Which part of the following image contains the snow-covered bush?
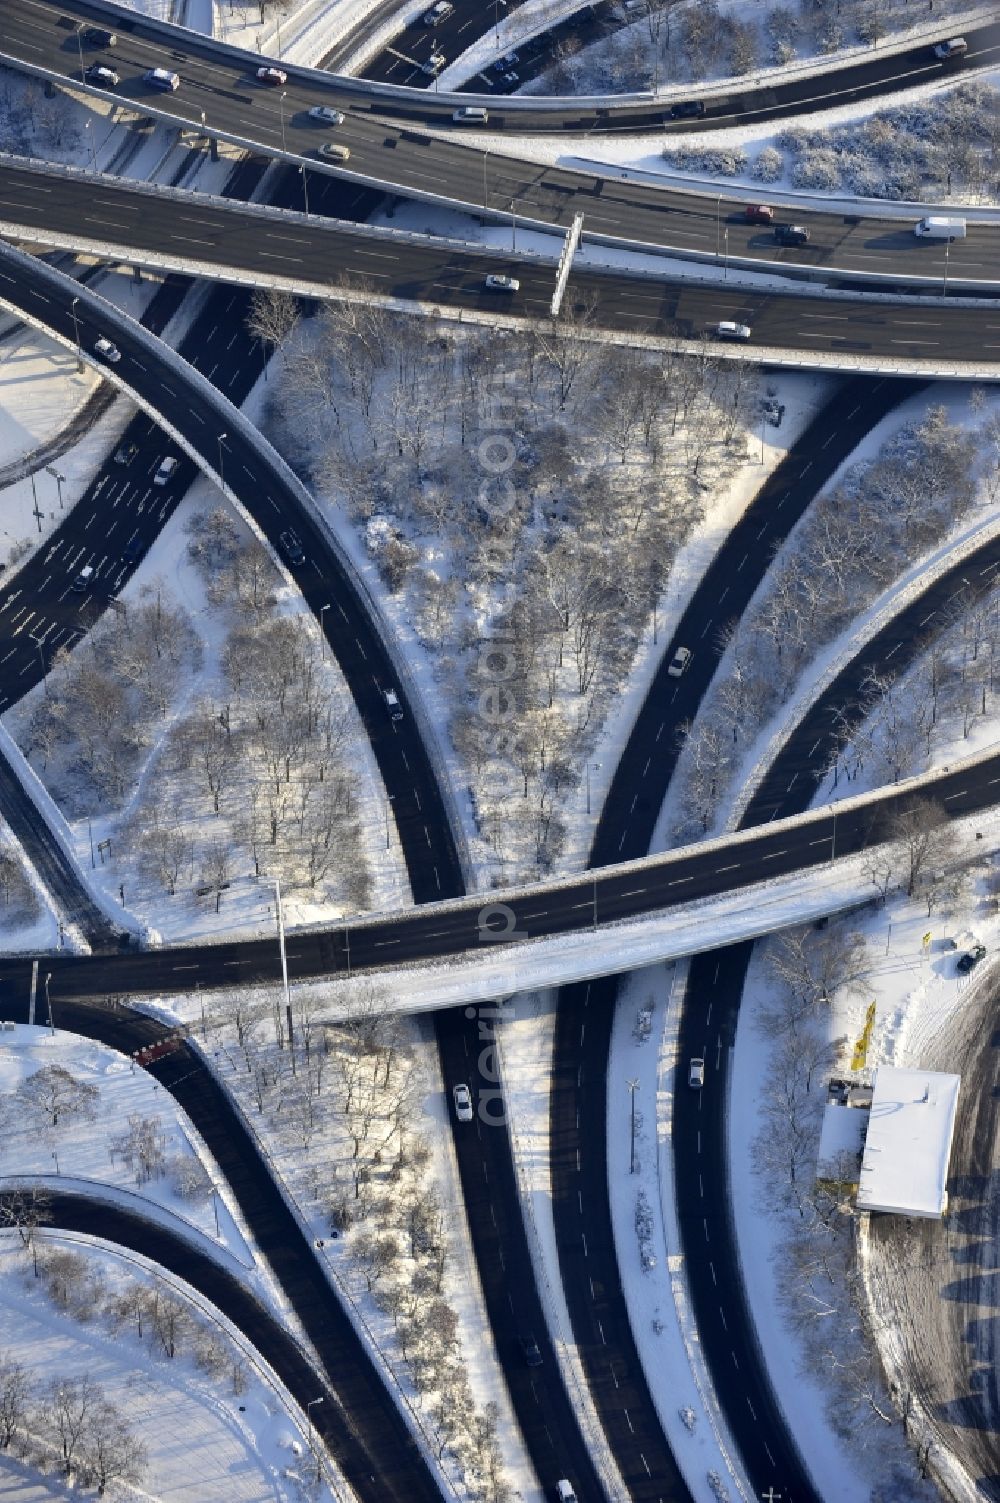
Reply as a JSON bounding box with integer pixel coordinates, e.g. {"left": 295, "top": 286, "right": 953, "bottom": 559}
{"left": 790, "top": 149, "right": 841, "bottom": 191}
{"left": 751, "top": 146, "right": 783, "bottom": 183}
{"left": 779, "top": 81, "right": 1000, "bottom": 202}
{"left": 662, "top": 144, "right": 749, "bottom": 176}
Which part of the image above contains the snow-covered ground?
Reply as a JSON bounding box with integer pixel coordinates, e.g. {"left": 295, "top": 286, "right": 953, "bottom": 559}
{"left": 656, "top": 382, "right": 1000, "bottom": 851}
{"left": 0, "top": 1024, "right": 260, "bottom": 1279}
{"left": 0, "top": 1233, "right": 344, "bottom": 1501}
{"left": 559, "top": 368, "right": 831, "bottom": 873}
{"left": 425, "top": 61, "right": 1000, "bottom": 220}
{"left": 153, "top": 985, "right": 538, "bottom": 1502}
{"left": 2, "top": 473, "right": 412, "bottom": 949}
{"left": 523, "top": 0, "right": 987, "bottom": 100}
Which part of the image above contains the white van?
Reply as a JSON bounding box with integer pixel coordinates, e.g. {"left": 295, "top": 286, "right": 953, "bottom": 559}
{"left": 453, "top": 106, "right": 489, "bottom": 123}
{"left": 72, "top": 564, "right": 95, "bottom": 592}
{"left": 914, "top": 216, "right": 966, "bottom": 239}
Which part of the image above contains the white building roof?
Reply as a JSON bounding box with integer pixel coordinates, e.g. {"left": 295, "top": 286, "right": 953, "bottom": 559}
{"left": 856, "top": 1066, "right": 960, "bottom": 1219}
{"left": 817, "top": 1103, "right": 867, "bottom": 1180}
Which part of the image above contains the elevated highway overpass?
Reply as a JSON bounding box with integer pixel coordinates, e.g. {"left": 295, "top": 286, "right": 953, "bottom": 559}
{"left": 2, "top": 4, "right": 999, "bottom": 285}
{"left": 0, "top": 748, "right": 995, "bottom": 1013}
{"left": 6, "top": 0, "right": 1000, "bottom": 135}
{"left": 2, "top": 159, "right": 998, "bottom": 376}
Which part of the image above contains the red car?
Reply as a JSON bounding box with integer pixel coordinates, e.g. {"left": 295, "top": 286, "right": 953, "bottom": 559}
{"left": 744, "top": 203, "right": 774, "bottom": 224}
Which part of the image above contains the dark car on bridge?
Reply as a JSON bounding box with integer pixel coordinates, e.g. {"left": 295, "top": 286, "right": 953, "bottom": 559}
{"left": 774, "top": 224, "right": 810, "bottom": 246}
{"left": 670, "top": 99, "right": 706, "bottom": 119}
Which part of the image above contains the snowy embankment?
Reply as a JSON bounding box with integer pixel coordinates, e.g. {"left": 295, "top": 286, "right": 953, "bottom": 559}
{"left": 0, "top": 1234, "right": 344, "bottom": 1502}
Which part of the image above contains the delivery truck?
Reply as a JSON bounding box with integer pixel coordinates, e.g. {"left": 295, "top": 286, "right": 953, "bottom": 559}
{"left": 914, "top": 216, "right": 967, "bottom": 239}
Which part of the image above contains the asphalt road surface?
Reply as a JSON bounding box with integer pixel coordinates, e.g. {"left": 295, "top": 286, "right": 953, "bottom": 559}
{"left": 359, "top": 0, "right": 619, "bottom": 94}
{"left": 547, "top": 374, "right": 918, "bottom": 1502}
{"left": 2, "top": 165, "right": 998, "bottom": 368}
{"left": 7, "top": 0, "right": 999, "bottom": 135}
{"left": 0, "top": 998, "right": 444, "bottom": 1503}
{"left": 4, "top": 5, "right": 1000, "bottom": 280}
{"left": 0, "top": 181, "right": 613, "bottom": 1500}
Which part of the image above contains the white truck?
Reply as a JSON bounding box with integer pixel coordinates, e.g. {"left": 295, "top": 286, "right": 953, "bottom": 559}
{"left": 914, "top": 216, "right": 967, "bottom": 239}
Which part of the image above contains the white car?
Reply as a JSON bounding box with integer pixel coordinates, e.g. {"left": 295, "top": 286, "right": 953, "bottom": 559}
{"left": 667, "top": 646, "right": 692, "bottom": 678}
{"left": 94, "top": 337, "right": 121, "bottom": 364}
{"left": 484, "top": 274, "right": 519, "bottom": 292}
{"left": 452, "top": 1083, "right": 474, "bottom": 1122}
{"left": 933, "top": 36, "right": 967, "bottom": 58}
{"left": 153, "top": 456, "right": 178, "bottom": 487}
{"left": 715, "top": 320, "right": 752, "bottom": 341}
{"left": 420, "top": 52, "right": 446, "bottom": 74}
{"left": 144, "top": 67, "right": 180, "bottom": 91}
{"left": 257, "top": 66, "right": 288, "bottom": 85}
{"left": 383, "top": 688, "right": 403, "bottom": 721}
{"left": 688, "top": 1057, "right": 705, "bottom": 1089}
{"left": 309, "top": 105, "right": 345, "bottom": 125}
{"left": 318, "top": 142, "right": 351, "bottom": 161}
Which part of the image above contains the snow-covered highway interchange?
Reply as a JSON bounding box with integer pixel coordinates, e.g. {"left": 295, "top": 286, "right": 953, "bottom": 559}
{"left": 1, "top": 2, "right": 1000, "bottom": 1503}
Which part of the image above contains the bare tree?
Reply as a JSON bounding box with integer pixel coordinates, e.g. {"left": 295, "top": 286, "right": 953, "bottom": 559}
{"left": 883, "top": 798, "right": 956, "bottom": 898}
{"left": 765, "top": 925, "right": 866, "bottom": 1033}
{"left": 109, "top": 1114, "right": 167, "bottom": 1185}
{"left": 84, "top": 1398, "right": 147, "bottom": 1496}
{"left": 0, "top": 1352, "right": 29, "bottom": 1450}
{"left": 246, "top": 287, "right": 300, "bottom": 354}
{"left": 15, "top": 1065, "right": 99, "bottom": 1131}
{"left": 46, "top": 1374, "right": 103, "bottom": 1476}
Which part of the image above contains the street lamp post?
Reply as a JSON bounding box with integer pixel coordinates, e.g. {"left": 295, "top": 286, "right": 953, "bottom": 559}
{"left": 70, "top": 297, "right": 84, "bottom": 373}
{"left": 306, "top": 1397, "right": 325, "bottom": 1483}
{"left": 300, "top": 164, "right": 310, "bottom": 216}
{"left": 627, "top": 1078, "right": 640, "bottom": 1173}
{"left": 272, "top": 875, "right": 293, "bottom": 1052}
{"left": 84, "top": 119, "right": 98, "bottom": 172}
{"left": 279, "top": 91, "right": 288, "bottom": 153}
{"left": 942, "top": 238, "right": 950, "bottom": 297}
{"left": 34, "top": 637, "right": 48, "bottom": 696}
{"left": 723, "top": 225, "right": 729, "bottom": 280}
{"left": 217, "top": 432, "right": 228, "bottom": 490}
{"left": 483, "top": 149, "right": 489, "bottom": 212}
{"left": 254, "top": 874, "right": 294, "bottom": 1053}
{"left": 716, "top": 192, "right": 722, "bottom": 257}
{"left": 510, "top": 198, "right": 517, "bottom": 252}
{"left": 585, "top": 761, "right": 601, "bottom": 815}
{"left": 319, "top": 603, "right": 329, "bottom": 656}
{"left": 45, "top": 467, "right": 66, "bottom": 509}
{"left": 29, "top": 474, "right": 43, "bottom": 534}
{"left": 75, "top": 22, "right": 86, "bottom": 76}
{"left": 45, "top": 972, "right": 54, "bottom": 1036}
{"left": 384, "top": 796, "right": 395, "bottom": 850}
